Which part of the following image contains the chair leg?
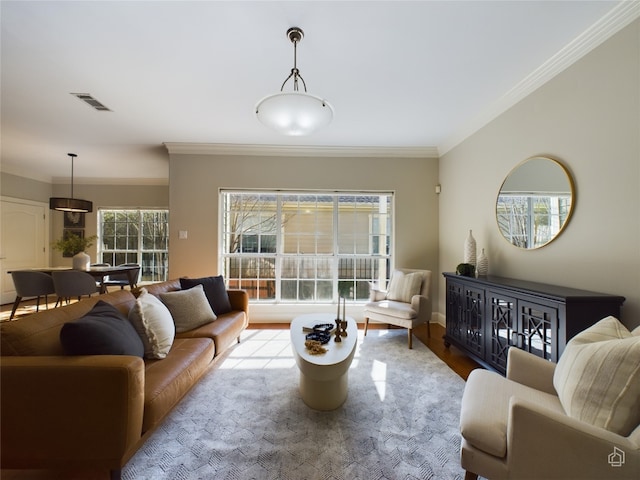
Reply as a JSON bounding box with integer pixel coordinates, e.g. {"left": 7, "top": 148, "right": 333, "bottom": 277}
{"left": 426, "top": 320, "right": 431, "bottom": 338}
{"left": 408, "top": 328, "right": 413, "bottom": 349}
{"left": 464, "top": 471, "right": 478, "bottom": 480}
{"left": 364, "top": 317, "right": 369, "bottom": 336}
{"left": 9, "top": 296, "right": 22, "bottom": 320}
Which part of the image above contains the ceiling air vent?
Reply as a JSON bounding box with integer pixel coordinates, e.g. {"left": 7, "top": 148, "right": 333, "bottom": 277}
{"left": 71, "top": 93, "right": 111, "bottom": 111}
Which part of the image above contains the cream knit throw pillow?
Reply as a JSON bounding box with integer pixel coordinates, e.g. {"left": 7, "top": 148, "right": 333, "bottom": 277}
{"left": 160, "top": 284, "right": 217, "bottom": 333}
{"left": 553, "top": 316, "right": 640, "bottom": 436}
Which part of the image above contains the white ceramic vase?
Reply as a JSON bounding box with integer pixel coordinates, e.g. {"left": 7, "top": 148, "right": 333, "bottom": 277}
{"left": 72, "top": 251, "right": 90, "bottom": 270}
{"left": 464, "top": 230, "right": 477, "bottom": 266}
{"left": 477, "top": 248, "right": 489, "bottom": 276}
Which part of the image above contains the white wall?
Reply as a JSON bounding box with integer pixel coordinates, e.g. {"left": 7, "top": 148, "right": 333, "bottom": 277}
{"left": 439, "top": 19, "right": 640, "bottom": 328}
{"left": 167, "top": 152, "right": 439, "bottom": 321}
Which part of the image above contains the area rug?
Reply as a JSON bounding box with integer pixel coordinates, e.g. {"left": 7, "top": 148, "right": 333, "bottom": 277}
{"left": 123, "top": 329, "right": 467, "bottom": 480}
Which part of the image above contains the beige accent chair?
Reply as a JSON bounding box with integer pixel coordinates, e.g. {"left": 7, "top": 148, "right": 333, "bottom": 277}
{"left": 460, "top": 345, "right": 640, "bottom": 480}
{"left": 363, "top": 268, "right": 432, "bottom": 348}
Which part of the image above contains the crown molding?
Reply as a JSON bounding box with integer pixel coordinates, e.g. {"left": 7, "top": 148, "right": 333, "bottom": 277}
{"left": 164, "top": 142, "right": 439, "bottom": 159}
{"left": 51, "top": 176, "right": 169, "bottom": 186}
{"left": 439, "top": 1, "right": 640, "bottom": 156}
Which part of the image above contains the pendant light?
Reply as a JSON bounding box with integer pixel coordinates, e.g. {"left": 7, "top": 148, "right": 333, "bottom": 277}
{"left": 255, "top": 27, "right": 333, "bottom": 136}
{"left": 49, "top": 153, "right": 93, "bottom": 213}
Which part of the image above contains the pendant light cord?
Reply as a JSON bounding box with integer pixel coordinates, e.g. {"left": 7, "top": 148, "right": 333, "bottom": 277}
{"left": 280, "top": 33, "right": 307, "bottom": 93}
{"left": 68, "top": 153, "right": 77, "bottom": 199}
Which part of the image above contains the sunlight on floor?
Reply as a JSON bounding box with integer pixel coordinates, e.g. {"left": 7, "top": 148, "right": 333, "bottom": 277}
{"left": 371, "top": 359, "right": 387, "bottom": 401}
{"left": 221, "top": 329, "right": 296, "bottom": 369}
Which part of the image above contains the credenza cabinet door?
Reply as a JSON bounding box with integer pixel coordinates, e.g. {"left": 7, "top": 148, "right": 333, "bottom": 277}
{"left": 516, "top": 299, "right": 558, "bottom": 362}
{"left": 486, "top": 289, "right": 518, "bottom": 373}
{"left": 446, "top": 280, "right": 485, "bottom": 359}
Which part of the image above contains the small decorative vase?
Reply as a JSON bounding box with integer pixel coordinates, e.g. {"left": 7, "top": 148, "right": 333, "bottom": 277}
{"left": 477, "top": 248, "right": 489, "bottom": 276}
{"left": 464, "top": 229, "right": 477, "bottom": 266}
{"left": 72, "top": 251, "right": 90, "bottom": 271}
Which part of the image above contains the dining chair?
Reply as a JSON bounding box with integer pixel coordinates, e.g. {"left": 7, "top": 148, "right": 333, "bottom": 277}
{"left": 52, "top": 270, "right": 100, "bottom": 306}
{"left": 102, "top": 263, "right": 141, "bottom": 290}
{"left": 9, "top": 270, "right": 56, "bottom": 320}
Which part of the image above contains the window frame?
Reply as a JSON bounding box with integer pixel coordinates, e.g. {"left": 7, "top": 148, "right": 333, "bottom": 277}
{"left": 220, "top": 190, "right": 394, "bottom": 304}
{"left": 97, "top": 208, "right": 169, "bottom": 283}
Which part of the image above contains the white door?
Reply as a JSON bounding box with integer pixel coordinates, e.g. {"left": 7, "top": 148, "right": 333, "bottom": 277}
{"left": 0, "top": 197, "right": 49, "bottom": 304}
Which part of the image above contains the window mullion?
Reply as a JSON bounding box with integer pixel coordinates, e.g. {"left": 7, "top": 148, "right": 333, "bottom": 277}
{"left": 275, "top": 195, "right": 282, "bottom": 302}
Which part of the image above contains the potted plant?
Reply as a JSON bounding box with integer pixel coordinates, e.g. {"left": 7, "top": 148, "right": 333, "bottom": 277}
{"left": 52, "top": 232, "right": 97, "bottom": 270}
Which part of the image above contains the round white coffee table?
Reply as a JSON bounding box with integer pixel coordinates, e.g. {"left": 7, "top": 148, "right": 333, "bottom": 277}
{"left": 290, "top": 313, "right": 358, "bottom": 411}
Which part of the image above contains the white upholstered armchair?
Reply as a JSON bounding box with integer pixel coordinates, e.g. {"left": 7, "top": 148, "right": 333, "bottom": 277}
{"left": 363, "top": 268, "right": 432, "bottom": 348}
{"left": 460, "top": 316, "right": 640, "bottom": 480}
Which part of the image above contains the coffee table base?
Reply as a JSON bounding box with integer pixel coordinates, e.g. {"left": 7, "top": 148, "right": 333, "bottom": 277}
{"left": 299, "top": 371, "right": 349, "bottom": 411}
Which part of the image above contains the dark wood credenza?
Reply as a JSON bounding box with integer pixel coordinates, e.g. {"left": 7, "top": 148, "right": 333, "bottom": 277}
{"left": 443, "top": 273, "right": 625, "bottom": 375}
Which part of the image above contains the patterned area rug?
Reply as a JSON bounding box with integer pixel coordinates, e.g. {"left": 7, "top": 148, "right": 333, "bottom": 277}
{"left": 123, "top": 329, "right": 467, "bottom": 480}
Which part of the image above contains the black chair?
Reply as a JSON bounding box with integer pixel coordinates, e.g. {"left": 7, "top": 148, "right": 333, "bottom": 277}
{"left": 9, "top": 270, "right": 56, "bottom": 320}
{"left": 102, "top": 263, "right": 141, "bottom": 290}
{"left": 52, "top": 270, "right": 99, "bottom": 306}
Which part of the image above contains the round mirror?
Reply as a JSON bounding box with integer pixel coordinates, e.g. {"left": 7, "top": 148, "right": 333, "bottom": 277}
{"left": 496, "top": 156, "right": 574, "bottom": 249}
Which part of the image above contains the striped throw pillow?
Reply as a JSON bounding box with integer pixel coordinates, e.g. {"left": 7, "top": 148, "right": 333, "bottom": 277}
{"left": 386, "top": 271, "right": 423, "bottom": 303}
{"left": 553, "top": 316, "right": 640, "bottom": 436}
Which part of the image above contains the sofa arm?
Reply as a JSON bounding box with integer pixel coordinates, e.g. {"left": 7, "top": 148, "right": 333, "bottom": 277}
{"left": 507, "top": 396, "right": 640, "bottom": 479}
{"left": 1, "top": 355, "right": 145, "bottom": 470}
{"left": 506, "top": 347, "right": 557, "bottom": 395}
{"left": 368, "top": 285, "right": 387, "bottom": 302}
{"left": 228, "top": 289, "right": 249, "bottom": 315}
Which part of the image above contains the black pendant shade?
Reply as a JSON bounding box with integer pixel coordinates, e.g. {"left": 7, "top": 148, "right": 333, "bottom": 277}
{"left": 49, "top": 153, "right": 93, "bottom": 213}
{"left": 49, "top": 197, "right": 93, "bottom": 213}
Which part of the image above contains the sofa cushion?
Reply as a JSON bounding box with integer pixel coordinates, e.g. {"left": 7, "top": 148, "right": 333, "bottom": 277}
{"left": 160, "top": 284, "right": 217, "bottom": 333}
{"left": 142, "top": 337, "right": 215, "bottom": 432}
{"left": 60, "top": 300, "right": 144, "bottom": 357}
{"left": 553, "top": 316, "right": 640, "bottom": 436}
{"left": 176, "top": 310, "right": 247, "bottom": 356}
{"left": 386, "top": 270, "right": 422, "bottom": 303}
{"left": 461, "top": 368, "right": 564, "bottom": 458}
{"left": 129, "top": 288, "right": 175, "bottom": 359}
{"left": 180, "top": 275, "right": 232, "bottom": 315}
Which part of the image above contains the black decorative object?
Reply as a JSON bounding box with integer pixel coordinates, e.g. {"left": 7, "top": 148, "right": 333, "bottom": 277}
{"left": 305, "top": 331, "right": 331, "bottom": 344}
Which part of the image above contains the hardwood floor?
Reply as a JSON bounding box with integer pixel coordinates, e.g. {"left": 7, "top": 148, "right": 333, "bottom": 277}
{"left": 1, "top": 301, "right": 479, "bottom": 480}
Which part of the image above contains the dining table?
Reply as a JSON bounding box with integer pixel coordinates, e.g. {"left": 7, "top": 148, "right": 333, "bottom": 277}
{"left": 9, "top": 265, "right": 140, "bottom": 294}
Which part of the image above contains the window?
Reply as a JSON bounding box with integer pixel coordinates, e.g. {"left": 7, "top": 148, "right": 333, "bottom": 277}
{"left": 221, "top": 191, "right": 393, "bottom": 303}
{"left": 98, "top": 209, "right": 169, "bottom": 282}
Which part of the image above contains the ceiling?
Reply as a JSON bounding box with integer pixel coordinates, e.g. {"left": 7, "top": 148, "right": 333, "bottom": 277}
{"left": 1, "top": 1, "right": 636, "bottom": 185}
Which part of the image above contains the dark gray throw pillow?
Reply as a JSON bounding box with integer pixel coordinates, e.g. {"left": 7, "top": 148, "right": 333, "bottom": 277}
{"left": 180, "top": 275, "right": 232, "bottom": 315}
{"left": 60, "top": 300, "right": 144, "bottom": 357}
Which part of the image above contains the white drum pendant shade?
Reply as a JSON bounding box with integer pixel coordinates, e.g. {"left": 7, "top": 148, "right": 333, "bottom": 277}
{"left": 256, "top": 92, "right": 333, "bottom": 136}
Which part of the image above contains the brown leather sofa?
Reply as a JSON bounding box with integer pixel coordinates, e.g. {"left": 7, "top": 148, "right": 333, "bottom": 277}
{"left": 0, "top": 279, "right": 248, "bottom": 480}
